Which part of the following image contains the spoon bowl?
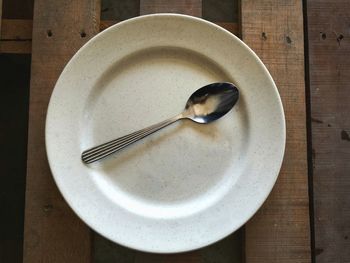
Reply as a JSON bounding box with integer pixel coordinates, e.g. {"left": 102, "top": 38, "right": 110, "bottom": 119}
{"left": 82, "top": 82, "right": 239, "bottom": 163}
{"left": 184, "top": 82, "right": 239, "bottom": 123}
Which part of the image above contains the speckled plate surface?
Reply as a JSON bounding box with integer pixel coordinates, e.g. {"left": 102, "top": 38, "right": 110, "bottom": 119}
{"left": 46, "top": 14, "right": 285, "bottom": 253}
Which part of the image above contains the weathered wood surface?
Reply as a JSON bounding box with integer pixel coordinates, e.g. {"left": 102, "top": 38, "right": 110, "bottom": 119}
{"left": 0, "top": 19, "right": 237, "bottom": 54}
{"left": 23, "top": 0, "right": 100, "bottom": 262}
{"left": 307, "top": 0, "right": 350, "bottom": 262}
{"left": 241, "top": 0, "right": 311, "bottom": 262}
{"left": 1, "top": 19, "right": 32, "bottom": 40}
{"left": 216, "top": 22, "right": 238, "bottom": 35}
{"left": 0, "top": 19, "right": 32, "bottom": 53}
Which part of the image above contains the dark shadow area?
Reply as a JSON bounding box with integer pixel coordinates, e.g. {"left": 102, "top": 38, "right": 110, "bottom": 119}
{"left": 203, "top": 0, "right": 238, "bottom": 22}
{"left": 0, "top": 54, "right": 31, "bottom": 262}
{"left": 101, "top": 0, "right": 140, "bottom": 20}
{"left": 2, "top": 0, "right": 34, "bottom": 19}
{"left": 302, "top": 1, "right": 315, "bottom": 262}
{"left": 94, "top": 230, "right": 243, "bottom": 263}
{"left": 101, "top": 0, "right": 238, "bottom": 23}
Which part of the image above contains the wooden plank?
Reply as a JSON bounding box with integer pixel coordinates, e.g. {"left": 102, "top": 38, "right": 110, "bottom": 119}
{"left": 0, "top": 40, "right": 31, "bottom": 53}
{"left": 1, "top": 19, "right": 32, "bottom": 39}
{"left": 23, "top": 0, "right": 100, "bottom": 262}
{"left": 137, "top": 0, "right": 202, "bottom": 261}
{"left": 0, "top": 19, "right": 238, "bottom": 54}
{"left": 241, "top": 1, "right": 311, "bottom": 262}
{"left": 307, "top": 0, "right": 350, "bottom": 262}
{"left": 0, "top": 19, "right": 32, "bottom": 53}
{"left": 98, "top": 19, "right": 118, "bottom": 31}
{"left": 216, "top": 22, "right": 238, "bottom": 35}
{"left": 140, "top": 0, "right": 202, "bottom": 17}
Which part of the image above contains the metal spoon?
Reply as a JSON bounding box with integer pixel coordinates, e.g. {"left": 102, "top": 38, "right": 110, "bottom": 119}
{"left": 82, "top": 82, "right": 239, "bottom": 164}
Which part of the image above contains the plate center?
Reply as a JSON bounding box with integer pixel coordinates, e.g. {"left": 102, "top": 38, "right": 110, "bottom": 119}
{"left": 83, "top": 47, "right": 248, "bottom": 210}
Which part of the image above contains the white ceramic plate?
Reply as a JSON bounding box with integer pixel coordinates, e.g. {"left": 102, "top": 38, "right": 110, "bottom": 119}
{"left": 46, "top": 14, "right": 285, "bottom": 253}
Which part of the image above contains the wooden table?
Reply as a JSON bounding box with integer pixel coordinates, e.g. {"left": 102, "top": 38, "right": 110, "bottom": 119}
{"left": 1, "top": 0, "right": 348, "bottom": 262}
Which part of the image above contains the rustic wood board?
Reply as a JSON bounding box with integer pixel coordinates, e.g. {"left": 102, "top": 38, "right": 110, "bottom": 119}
{"left": 0, "top": 19, "right": 32, "bottom": 54}
{"left": 241, "top": 1, "right": 311, "bottom": 262}
{"left": 23, "top": 0, "right": 100, "bottom": 262}
{"left": 307, "top": 0, "right": 350, "bottom": 262}
{"left": 0, "top": 19, "right": 32, "bottom": 40}
{"left": 0, "top": 19, "right": 237, "bottom": 54}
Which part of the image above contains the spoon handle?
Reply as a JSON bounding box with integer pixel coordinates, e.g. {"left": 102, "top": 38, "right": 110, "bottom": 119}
{"left": 81, "top": 114, "right": 182, "bottom": 164}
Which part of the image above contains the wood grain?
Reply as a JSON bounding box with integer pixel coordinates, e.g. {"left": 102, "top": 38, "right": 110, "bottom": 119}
{"left": 216, "top": 22, "right": 238, "bottom": 35}
{"left": 0, "top": 19, "right": 32, "bottom": 53}
{"left": 23, "top": 0, "right": 100, "bottom": 262}
{"left": 307, "top": 0, "right": 350, "bottom": 262}
{"left": 140, "top": 0, "right": 202, "bottom": 17}
{"left": 241, "top": 1, "right": 311, "bottom": 262}
{"left": 137, "top": 0, "right": 202, "bottom": 261}
{"left": 1, "top": 19, "right": 32, "bottom": 39}
{"left": 0, "top": 38, "right": 31, "bottom": 53}
{"left": 0, "top": 19, "right": 237, "bottom": 54}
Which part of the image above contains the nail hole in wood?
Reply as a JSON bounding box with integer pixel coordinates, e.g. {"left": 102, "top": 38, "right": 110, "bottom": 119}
{"left": 286, "top": 36, "right": 292, "bottom": 44}
{"left": 320, "top": 32, "right": 326, "bottom": 40}
{"left": 47, "top": 30, "right": 53, "bottom": 37}
{"left": 80, "top": 30, "right": 87, "bottom": 38}
{"left": 262, "top": 32, "right": 267, "bottom": 40}
{"left": 337, "top": 34, "right": 344, "bottom": 42}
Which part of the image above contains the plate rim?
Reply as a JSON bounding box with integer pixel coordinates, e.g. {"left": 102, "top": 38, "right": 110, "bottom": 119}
{"left": 46, "top": 13, "right": 286, "bottom": 253}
